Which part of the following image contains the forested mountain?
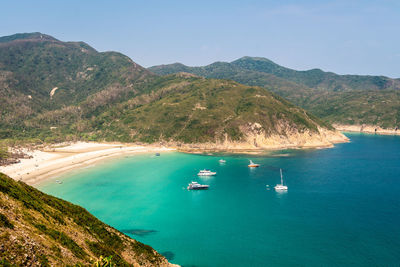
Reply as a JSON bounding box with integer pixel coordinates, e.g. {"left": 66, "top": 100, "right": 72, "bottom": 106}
{"left": 74, "top": 74, "right": 346, "bottom": 148}
{"left": 150, "top": 56, "right": 400, "bottom": 92}
{"left": 0, "top": 32, "right": 152, "bottom": 132}
{"left": 230, "top": 57, "right": 400, "bottom": 91}
{"left": 150, "top": 57, "right": 400, "bottom": 128}
{"left": 0, "top": 33, "right": 345, "bottom": 148}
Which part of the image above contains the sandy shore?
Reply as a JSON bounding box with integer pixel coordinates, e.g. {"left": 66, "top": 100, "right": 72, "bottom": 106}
{"left": 334, "top": 124, "right": 400, "bottom": 136}
{"left": 0, "top": 129, "right": 349, "bottom": 185}
{"left": 0, "top": 142, "right": 174, "bottom": 185}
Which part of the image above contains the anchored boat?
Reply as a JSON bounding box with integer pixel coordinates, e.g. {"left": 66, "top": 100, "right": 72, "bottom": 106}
{"left": 274, "top": 168, "right": 288, "bottom": 191}
{"left": 197, "top": 169, "right": 217, "bottom": 176}
{"left": 248, "top": 160, "right": 260, "bottom": 168}
{"left": 187, "top": 181, "right": 209, "bottom": 190}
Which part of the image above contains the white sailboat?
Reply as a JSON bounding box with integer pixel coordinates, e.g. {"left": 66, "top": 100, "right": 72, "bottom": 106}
{"left": 274, "top": 168, "right": 288, "bottom": 191}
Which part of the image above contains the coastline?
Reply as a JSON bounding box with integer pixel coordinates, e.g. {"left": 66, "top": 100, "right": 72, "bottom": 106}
{"left": 0, "top": 129, "right": 349, "bottom": 185}
{"left": 0, "top": 142, "right": 175, "bottom": 185}
{"left": 3, "top": 126, "right": 396, "bottom": 186}
{"left": 333, "top": 124, "right": 400, "bottom": 136}
{"left": 174, "top": 127, "right": 349, "bottom": 153}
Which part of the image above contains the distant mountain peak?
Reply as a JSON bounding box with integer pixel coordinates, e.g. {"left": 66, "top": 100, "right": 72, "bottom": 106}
{"left": 232, "top": 56, "right": 283, "bottom": 67}
{"left": 236, "top": 56, "right": 273, "bottom": 62}
{"left": 0, "top": 32, "right": 59, "bottom": 43}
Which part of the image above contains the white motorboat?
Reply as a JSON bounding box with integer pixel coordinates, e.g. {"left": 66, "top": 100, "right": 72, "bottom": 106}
{"left": 187, "top": 181, "right": 209, "bottom": 190}
{"left": 197, "top": 169, "right": 217, "bottom": 176}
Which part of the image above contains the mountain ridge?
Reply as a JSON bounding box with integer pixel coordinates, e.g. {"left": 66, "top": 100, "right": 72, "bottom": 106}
{"left": 149, "top": 57, "right": 400, "bottom": 128}
{"left": 0, "top": 32, "right": 346, "bottom": 148}
{"left": 0, "top": 32, "right": 59, "bottom": 43}
{"left": 150, "top": 56, "right": 400, "bottom": 90}
{"left": 0, "top": 32, "right": 154, "bottom": 135}
{"left": 231, "top": 56, "right": 400, "bottom": 90}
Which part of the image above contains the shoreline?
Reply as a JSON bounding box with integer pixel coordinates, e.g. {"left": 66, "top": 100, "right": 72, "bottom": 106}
{"left": 177, "top": 143, "right": 338, "bottom": 155}
{"left": 0, "top": 132, "right": 349, "bottom": 185}
{"left": 333, "top": 124, "right": 400, "bottom": 136}
{"left": 0, "top": 142, "right": 175, "bottom": 185}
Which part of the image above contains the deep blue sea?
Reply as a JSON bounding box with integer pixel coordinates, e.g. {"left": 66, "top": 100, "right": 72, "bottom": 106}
{"left": 39, "top": 133, "right": 400, "bottom": 266}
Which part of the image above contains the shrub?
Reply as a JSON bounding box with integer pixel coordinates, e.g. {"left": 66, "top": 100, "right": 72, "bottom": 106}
{"left": 0, "top": 213, "right": 14, "bottom": 229}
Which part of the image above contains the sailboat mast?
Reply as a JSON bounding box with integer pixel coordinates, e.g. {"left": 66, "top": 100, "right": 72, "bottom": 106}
{"left": 280, "top": 168, "right": 283, "bottom": 185}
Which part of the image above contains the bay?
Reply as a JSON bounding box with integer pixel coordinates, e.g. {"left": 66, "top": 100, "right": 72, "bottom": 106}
{"left": 39, "top": 133, "right": 400, "bottom": 266}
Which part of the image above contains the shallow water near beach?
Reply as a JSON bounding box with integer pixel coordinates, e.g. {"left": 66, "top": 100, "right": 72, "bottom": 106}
{"left": 39, "top": 133, "right": 400, "bottom": 266}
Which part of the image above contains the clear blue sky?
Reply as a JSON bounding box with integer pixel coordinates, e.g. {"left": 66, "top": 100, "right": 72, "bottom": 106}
{"left": 1, "top": 0, "right": 400, "bottom": 77}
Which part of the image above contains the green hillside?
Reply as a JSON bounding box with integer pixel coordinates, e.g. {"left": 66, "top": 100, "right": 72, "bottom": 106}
{"left": 0, "top": 33, "right": 341, "bottom": 147}
{"left": 150, "top": 57, "right": 400, "bottom": 92}
{"left": 86, "top": 75, "right": 334, "bottom": 144}
{"left": 299, "top": 90, "right": 400, "bottom": 127}
{"left": 149, "top": 61, "right": 312, "bottom": 99}
{"left": 149, "top": 57, "right": 400, "bottom": 128}
{"left": 9, "top": 73, "right": 336, "bottom": 146}
{"left": 230, "top": 57, "right": 400, "bottom": 91}
{"left": 0, "top": 172, "right": 171, "bottom": 266}
{"left": 0, "top": 32, "right": 153, "bottom": 136}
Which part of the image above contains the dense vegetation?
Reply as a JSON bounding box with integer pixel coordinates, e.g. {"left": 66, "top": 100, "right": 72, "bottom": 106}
{"left": 0, "top": 32, "right": 153, "bottom": 139}
{"left": 230, "top": 57, "right": 400, "bottom": 91}
{"left": 3, "top": 73, "right": 330, "bottom": 144}
{"left": 0, "top": 33, "right": 335, "bottom": 145}
{"left": 150, "top": 57, "right": 400, "bottom": 128}
{"left": 0, "top": 172, "right": 168, "bottom": 266}
{"left": 88, "top": 75, "right": 332, "bottom": 144}
{"left": 150, "top": 57, "right": 400, "bottom": 92}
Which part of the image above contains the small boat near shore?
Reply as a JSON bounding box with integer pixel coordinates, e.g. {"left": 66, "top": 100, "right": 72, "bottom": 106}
{"left": 248, "top": 160, "right": 260, "bottom": 168}
{"left": 197, "top": 169, "right": 217, "bottom": 176}
{"left": 274, "top": 168, "right": 288, "bottom": 191}
{"left": 187, "top": 181, "right": 209, "bottom": 190}
{"left": 219, "top": 159, "right": 226, "bottom": 163}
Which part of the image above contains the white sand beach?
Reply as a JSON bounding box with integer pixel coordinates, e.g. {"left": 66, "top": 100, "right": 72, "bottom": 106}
{"left": 0, "top": 142, "right": 174, "bottom": 185}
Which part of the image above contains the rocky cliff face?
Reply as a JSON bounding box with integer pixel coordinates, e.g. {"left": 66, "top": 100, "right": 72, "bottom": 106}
{"left": 174, "top": 128, "right": 348, "bottom": 152}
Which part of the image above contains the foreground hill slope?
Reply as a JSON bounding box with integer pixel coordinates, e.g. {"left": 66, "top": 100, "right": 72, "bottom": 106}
{"left": 149, "top": 58, "right": 400, "bottom": 128}
{"left": 0, "top": 172, "right": 174, "bottom": 266}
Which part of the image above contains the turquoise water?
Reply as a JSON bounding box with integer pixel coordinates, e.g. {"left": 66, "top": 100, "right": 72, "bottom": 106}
{"left": 40, "top": 133, "right": 400, "bottom": 266}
